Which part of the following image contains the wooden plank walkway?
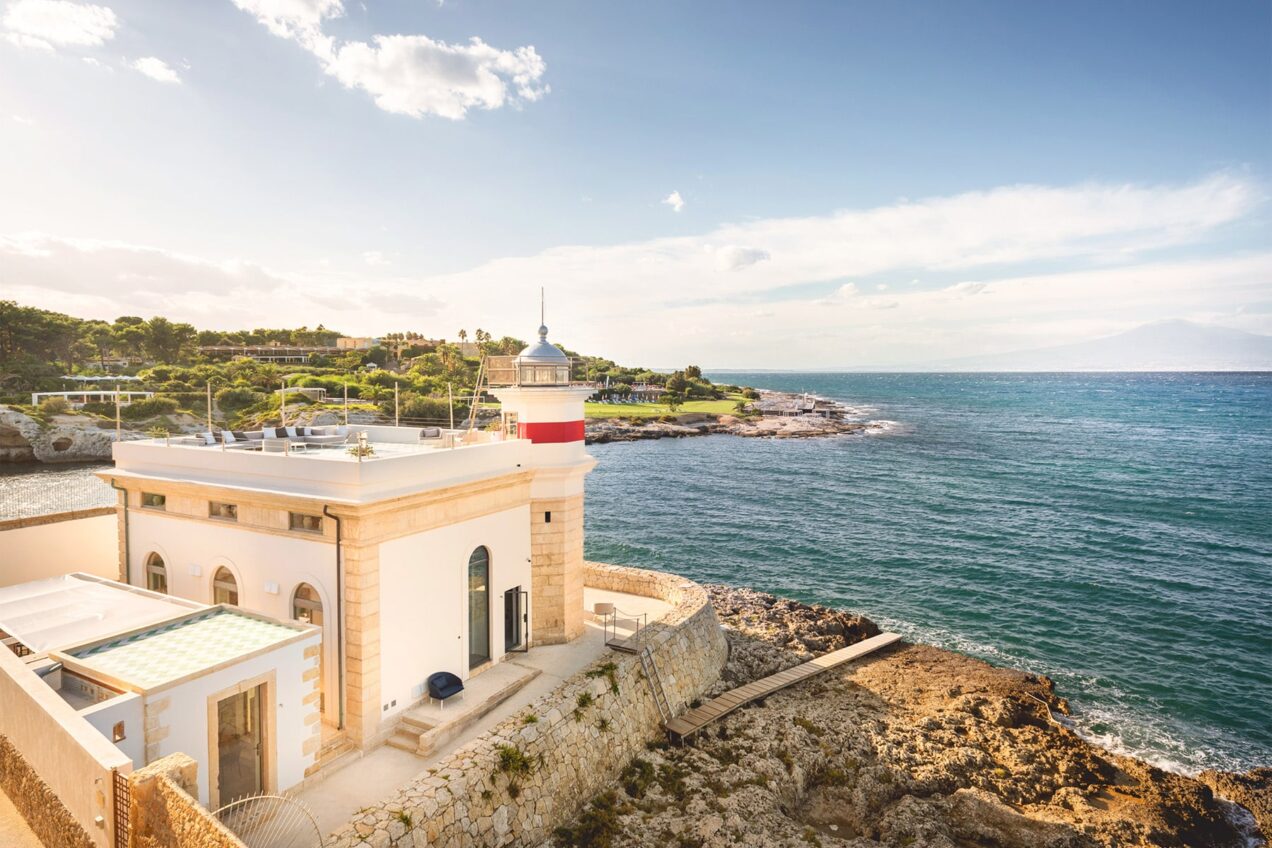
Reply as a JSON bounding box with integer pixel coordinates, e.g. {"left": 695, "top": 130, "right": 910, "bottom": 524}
{"left": 664, "top": 632, "right": 902, "bottom": 742}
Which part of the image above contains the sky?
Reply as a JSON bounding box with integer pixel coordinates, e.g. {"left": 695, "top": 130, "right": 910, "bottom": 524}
{"left": 0, "top": 0, "right": 1269, "bottom": 368}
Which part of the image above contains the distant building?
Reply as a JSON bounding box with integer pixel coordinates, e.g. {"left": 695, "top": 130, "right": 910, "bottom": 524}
{"left": 336, "top": 337, "right": 378, "bottom": 351}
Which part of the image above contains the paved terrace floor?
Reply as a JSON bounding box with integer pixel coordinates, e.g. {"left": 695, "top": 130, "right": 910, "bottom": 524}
{"left": 297, "top": 586, "right": 672, "bottom": 838}
{"left": 0, "top": 787, "right": 42, "bottom": 848}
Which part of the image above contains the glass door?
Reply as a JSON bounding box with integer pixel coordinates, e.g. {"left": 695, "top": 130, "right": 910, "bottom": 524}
{"left": 216, "top": 685, "right": 264, "bottom": 804}
{"left": 468, "top": 548, "right": 490, "bottom": 668}
{"left": 504, "top": 587, "right": 527, "bottom": 652}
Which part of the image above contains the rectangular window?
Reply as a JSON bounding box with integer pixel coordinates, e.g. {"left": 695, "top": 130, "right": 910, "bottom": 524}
{"left": 141, "top": 492, "right": 165, "bottom": 510}
{"left": 545, "top": 511, "right": 552, "bottom": 524}
{"left": 209, "top": 502, "right": 238, "bottom": 521}
{"left": 289, "top": 512, "right": 323, "bottom": 533}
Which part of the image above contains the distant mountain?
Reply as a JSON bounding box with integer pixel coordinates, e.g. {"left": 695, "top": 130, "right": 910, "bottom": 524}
{"left": 917, "top": 320, "right": 1272, "bottom": 372}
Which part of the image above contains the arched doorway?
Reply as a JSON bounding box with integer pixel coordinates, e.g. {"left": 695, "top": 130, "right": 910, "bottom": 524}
{"left": 213, "top": 567, "right": 239, "bottom": 606}
{"left": 468, "top": 547, "right": 490, "bottom": 668}
{"left": 144, "top": 552, "right": 167, "bottom": 594}
{"left": 292, "top": 583, "right": 325, "bottom": 716}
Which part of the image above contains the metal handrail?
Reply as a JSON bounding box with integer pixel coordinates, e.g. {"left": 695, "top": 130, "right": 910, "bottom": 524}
{"left": 603, "top": 606, "right": 648, "bottom": 648}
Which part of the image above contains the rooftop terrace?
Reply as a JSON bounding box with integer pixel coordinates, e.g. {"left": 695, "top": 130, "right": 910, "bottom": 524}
{"left": 109, "top": 425, "right": 534, "bottom": 502}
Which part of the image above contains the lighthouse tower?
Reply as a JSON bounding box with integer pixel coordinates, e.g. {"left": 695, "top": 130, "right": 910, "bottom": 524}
{"left": 488, "top": 321, "right": 596, "bottom": 644}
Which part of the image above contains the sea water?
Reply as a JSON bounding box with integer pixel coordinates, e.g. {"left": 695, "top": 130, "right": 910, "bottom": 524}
{"left": 584, "top": 372, "right": 1272, "bottom": 775}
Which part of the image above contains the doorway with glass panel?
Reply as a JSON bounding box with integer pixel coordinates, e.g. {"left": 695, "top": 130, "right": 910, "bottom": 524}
{"left": 215, "top": 684, "right": 265, "bottom": 805}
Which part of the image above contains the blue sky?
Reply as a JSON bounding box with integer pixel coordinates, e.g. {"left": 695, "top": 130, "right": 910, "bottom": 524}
{"left": 0, "top": 0, "right": 1268, "bottom": 366}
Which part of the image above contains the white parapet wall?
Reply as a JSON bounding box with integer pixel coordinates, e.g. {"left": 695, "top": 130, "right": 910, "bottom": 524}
{"left": 0, "top": 646, "right": 133, "bottom": 848}
{"left": 0, "top": 509, "right": 119, "bottom": 588}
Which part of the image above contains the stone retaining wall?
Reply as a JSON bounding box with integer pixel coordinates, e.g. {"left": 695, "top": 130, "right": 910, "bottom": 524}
{"left": 0, "top": 734, "right": 95, "bottom": 848}
{"left": 328, "top": 561, "right": 728, "bottom": 848}
{"left": 127, "top": 754, "right": 246, "bottom": 848}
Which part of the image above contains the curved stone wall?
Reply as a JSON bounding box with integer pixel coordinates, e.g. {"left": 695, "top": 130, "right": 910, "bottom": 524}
{"left": 328, "top": 561, "right": 727, "bottom": 847}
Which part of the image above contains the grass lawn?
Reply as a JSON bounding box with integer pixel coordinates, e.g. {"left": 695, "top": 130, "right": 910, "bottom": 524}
{"left": 585, "top": 396, "right": 744, "bottom": 419}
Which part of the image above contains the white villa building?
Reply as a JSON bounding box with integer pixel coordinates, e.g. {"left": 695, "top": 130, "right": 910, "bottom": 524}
{"left": 94, "top": 322, "right": 597, "bottom": 786}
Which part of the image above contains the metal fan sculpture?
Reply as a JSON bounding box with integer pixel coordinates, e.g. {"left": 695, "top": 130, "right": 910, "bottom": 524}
{"left": 213, "top": 795, "right": 323, "bottom": 848}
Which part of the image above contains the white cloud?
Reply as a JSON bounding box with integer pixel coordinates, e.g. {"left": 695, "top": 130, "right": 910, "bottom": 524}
{"left": 11, "top": 114, "right": 36, "bottom": 125}
{"left": 231, "top": 0, "right": 548, "bottom": 119}
{"left": 362, "top": 250, "right": 389, "bottom": 266}
{"left": 1, "top": 174, "right": 1264, "bottom": 367}
{"left": 318, "top": 35, "right": 547, "bottom": 119}
{"left": 230, "top": 0, "right": 340, "bottom": 41}
{"left": 715, "top": 245, "right": 769, "bottom": 271}
{"left": 2, "top": 0, "right": 117, "bottom": 50}
{"left": 0, "top": 232, "right": 442, "bottom": 329}
{"left": 946, "top": 281, "right": 988, "bottom": 297}
{"left": 662, "top": 190, "right": 685, "bottom": 213}
{"left": 130, "top": 56, "right": 181, "bottom": 83}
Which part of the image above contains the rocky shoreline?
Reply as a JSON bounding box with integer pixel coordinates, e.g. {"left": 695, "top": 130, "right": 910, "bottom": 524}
{"left": 586, "top": 391, "right": 888, "bottom": 444}
{"left": 550, "top": 586, "right": 1268, "bottom": 848}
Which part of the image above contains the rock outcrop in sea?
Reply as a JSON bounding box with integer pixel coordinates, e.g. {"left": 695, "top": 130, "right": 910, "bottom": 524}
{"left": 0, "top": 406, "right": 135, "bottom": 463}
{"left": 550, "top": 587, "right": 1266, "bottom": 848}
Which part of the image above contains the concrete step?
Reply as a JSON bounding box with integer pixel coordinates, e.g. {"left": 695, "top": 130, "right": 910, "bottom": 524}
{"left": 386, "top": 729, "right": 424, "bottom": 755}
{"left": 399, "top": 713, "right": 436, "bottom": 733}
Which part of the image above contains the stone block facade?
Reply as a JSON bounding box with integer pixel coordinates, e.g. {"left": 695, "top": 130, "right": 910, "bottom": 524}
{"left": 128, "top": 753, "right": 246, "bottom": 848}
{"left": 327, "top": 561, "right": 728, "bottom": 848}
{"left": 0, "top": 733, "right": 95, "bottom": 848}
{"left": 528, "top": 494, "right": 585, "bottom": 645}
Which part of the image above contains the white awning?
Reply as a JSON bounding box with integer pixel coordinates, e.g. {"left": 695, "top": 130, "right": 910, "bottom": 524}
{"left": 0, "top": 574, "right": 203, "bottom": 654}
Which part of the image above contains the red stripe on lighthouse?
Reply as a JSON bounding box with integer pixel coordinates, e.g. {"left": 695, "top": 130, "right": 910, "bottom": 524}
{"left": 521, "top": 421, "right": 585, "bottom": 443}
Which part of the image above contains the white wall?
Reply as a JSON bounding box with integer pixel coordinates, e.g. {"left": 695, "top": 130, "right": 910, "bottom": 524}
{"left": 0, "top": 647, "right": 132, "bottom": 848}
{"left": 80, "top": 692, "right": 144, "bottom": 767}
{"left": 148, "top": 633, "right": 318, "bottom": 807}
{"left": 0, "top": 514, "right": 118, "bottom": 587}
{"left": 378, "top": 505, "right": 531, "bottom": 717}
{"left": 126, "top": 511, "right": 338, "bottom": 726}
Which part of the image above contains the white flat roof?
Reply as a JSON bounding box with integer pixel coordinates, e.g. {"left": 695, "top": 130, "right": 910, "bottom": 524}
{"left": 0, "top": 573, "right": 203, "bottom": 654}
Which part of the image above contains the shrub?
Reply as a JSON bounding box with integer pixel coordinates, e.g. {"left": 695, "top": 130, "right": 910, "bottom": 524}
{"left": 494, "top": 744, "right": 535, "bottom": 779}
{"left": 620, "top": 758, "right": 654, "bottom": 799}
{"left": 553, "top": 791, "right": 622, "bottom": 848}
{"left": 38, "top": 396, "right": 71, "bottom": 415}
{"left": 119, "top": 396, "right": 179, "bottom": 420}
{"left": 215, "top": 387, "right": 264, "bottom": 412}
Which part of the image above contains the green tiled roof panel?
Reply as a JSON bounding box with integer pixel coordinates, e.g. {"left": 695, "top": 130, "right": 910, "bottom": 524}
{"left": 72, "top": 609, "right": 300, "bottom": 689}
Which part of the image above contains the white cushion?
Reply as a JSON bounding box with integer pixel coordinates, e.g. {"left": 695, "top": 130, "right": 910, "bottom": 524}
{"left": 220, "top": 430, "right": 236, "bottom": 443}
{"left": 285, "top": 426, "right": 300, "bottom": 438}
{"left": 202, "top": 432, "right": 216, "bottom": 445}
{"left": 263, "top": 427, "right": 278, "bottom": 438}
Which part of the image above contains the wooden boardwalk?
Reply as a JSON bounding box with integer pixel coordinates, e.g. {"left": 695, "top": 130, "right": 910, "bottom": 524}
{"left": 664, "top": 632, "right": 902, "bottom": 742}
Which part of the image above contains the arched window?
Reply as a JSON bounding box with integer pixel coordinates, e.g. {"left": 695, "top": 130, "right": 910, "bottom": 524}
{"left": 293, "top": 583, "right": 325, "bottom": 714}
{"left": 468, "top": 547, "right": 490, "bottom": 668}
{"left": 212, "top": 567, "right": 239, "bottom": 606}
{"left": 292, "top": 583, "right": 322, "bottom": 625}
{"left": 145, "top": 553, "right": 167, "bottom": 594}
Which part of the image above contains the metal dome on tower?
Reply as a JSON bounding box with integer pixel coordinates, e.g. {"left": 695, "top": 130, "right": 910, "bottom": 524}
{"left": 486, "top": 290, "right": 573, "bottom": 387}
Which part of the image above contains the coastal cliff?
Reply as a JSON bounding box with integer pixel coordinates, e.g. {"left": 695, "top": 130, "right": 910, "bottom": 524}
{"left": 551, "top": 587, "right": 1266, "bottom": 848}
{"left": 586, "top": 391, "right": 887, "bottom": 444}
{"left": 0, "top": 407, "right": 135, "bottom": 463}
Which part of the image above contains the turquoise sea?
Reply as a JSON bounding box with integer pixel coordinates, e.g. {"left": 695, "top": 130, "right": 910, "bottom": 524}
{"left": 584, "top": 373, "right": 1272, "bottom": 775}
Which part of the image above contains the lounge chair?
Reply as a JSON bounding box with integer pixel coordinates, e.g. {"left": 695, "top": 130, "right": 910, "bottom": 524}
{"left": 426, "top": 671, "right": 464, "bottom": 709}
